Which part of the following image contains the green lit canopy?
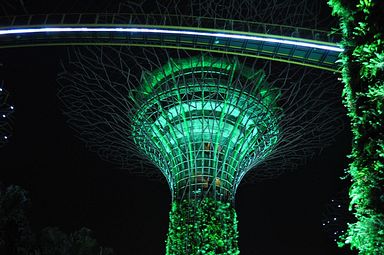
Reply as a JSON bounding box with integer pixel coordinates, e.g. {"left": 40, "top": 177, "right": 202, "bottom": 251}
{"left": 132, "top": 56, "right": 280, "bottom": 202}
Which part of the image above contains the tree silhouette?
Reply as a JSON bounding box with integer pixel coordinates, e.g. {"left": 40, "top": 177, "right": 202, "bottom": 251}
{"left": 0, "top": 184, "right": 114, "bottom": 255}
{"left": 0, "top": 184, "right": 34, "bottom": 255}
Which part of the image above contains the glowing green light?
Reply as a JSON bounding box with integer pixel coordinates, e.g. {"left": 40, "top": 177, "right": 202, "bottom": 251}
{"left": 166, "top": 198, "right": 239, "bottom": 255}
{"left": 329, "top": 0, "right": 384, "bottom": 253}
{"left": 132, "top": 56, "right": 279, "bottom": 201}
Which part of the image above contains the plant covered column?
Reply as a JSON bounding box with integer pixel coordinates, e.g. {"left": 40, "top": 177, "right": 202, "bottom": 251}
{"left": 166, "top": 197, "right": 239, "bottom": 255}
{"left": 328, "top": 0, "right": 384, "bottom": 254}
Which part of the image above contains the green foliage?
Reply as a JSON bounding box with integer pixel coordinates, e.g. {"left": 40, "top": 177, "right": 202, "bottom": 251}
{"left": 328, "top": 0, "right": 384, "bottom": 254}
{"left": 166, "top": 198, "right": 239, "bottom": 255}
{"left": 341, "top": 214, "right": 384, "bottom": 253}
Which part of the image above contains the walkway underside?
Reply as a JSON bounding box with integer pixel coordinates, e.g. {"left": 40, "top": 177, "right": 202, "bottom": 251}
{"left": 0, "top": 13, "right": 342, "bottom": 72}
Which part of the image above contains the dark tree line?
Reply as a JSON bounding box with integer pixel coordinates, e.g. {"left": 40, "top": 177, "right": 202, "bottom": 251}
{"left": 0, "top": 184, "right": 114, "bottom": 255}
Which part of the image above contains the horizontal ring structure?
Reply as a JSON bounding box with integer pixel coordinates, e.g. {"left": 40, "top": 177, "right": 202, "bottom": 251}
{"left": 0, "top": 13, "right": 342, "bottom": 72}
{"left": 131, "top": 56, "right": 280, "bottom": 201}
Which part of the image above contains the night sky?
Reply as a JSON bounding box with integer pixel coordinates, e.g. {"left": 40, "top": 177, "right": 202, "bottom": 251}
{"left": 0, "top": 1, "right": 358, "bottom": 255}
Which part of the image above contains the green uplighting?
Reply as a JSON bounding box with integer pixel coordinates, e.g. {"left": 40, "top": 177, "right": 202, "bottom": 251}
{"left": 131, "top": 56, "right": 281, "bottom": 253}
{"left": 57, "top": 40, "right": 343, "bottom": 254}
{"left": 166, "top": 197, "right": 239, "bottom": 255}
{"left": 132, "top": 56, "right": 280, "bottom": 202}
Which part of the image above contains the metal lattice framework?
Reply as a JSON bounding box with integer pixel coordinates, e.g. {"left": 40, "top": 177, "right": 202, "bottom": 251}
{"left": 58, "top": 46, "right": 343, "bottom": 190}
{"left": 58, "top": 46, "right": 343, "bottom": 253}
{"left": 131, "top": 56, "right": 279, "bottom": 201}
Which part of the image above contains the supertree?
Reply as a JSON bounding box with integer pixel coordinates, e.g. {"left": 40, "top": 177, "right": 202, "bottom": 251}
{"left": 58, "top": 50, "right": 342, "bottom": 254}
{"left": 0, "top": 82, "right": 14, "bottom": 148}
{"left": 55, "top": 0, "right": 344, "bottom": 254}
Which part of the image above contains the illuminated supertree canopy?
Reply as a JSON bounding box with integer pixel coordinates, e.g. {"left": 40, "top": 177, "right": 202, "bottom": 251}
{"left": 0, "top": 0, "right": 347, "bottom": 254}
{"left": 132, "top": 55, "right": 280, "bottom": 202}
{"left": 58, "top": 44, "right": 343, "bottom": 253}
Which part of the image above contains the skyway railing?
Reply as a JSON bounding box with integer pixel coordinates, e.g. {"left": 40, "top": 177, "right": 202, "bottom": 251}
{"left": 0, "top": 13, "right": 342, "bottom": 72}
{"left": 0, "top": 13, "right": 341, "bottom": 43}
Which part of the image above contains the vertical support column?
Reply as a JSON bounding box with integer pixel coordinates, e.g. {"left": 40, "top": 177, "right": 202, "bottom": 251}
{"left": 166, "top": 197, "right": 239, "bottom": 255}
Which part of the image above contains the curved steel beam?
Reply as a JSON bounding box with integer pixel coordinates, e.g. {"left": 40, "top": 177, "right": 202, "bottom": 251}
{"left": 0, "top": 13, "right": 342, "bottom": 72}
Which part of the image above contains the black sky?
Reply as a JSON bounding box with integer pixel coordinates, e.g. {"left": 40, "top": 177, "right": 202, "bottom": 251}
{"left": 0, "top": 1, "right": 358, "bottom": 254}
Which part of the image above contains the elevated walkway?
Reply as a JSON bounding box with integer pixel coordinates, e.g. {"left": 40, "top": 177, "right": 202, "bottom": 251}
{"left": 0, "top": 13, "right": 342, "bottom": 71}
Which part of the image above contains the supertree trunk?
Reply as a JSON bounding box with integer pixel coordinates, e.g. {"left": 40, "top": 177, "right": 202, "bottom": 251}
{"left": 131, "top": 56, "right": 276, "bottom": 254}
{"left": 328, "top": 0, "right": 384, "bottom": 254}
{"left": 166, "top": 198, "right": 239, "bottom": 255}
